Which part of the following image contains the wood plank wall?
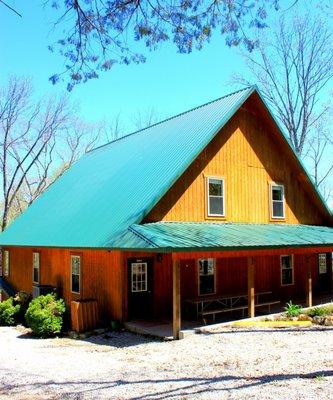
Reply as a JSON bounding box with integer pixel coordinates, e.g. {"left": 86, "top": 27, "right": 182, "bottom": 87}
{"left": 4, "top": 247, "right": 124, "bottom": 321}
{"left": 3, "top": 247, "right": 331, "bottom": 321}
{"left": 145, "top": 104, "right": 329, "bottom": 225}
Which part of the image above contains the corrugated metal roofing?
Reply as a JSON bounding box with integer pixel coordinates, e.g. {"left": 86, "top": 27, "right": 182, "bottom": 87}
{"left": 114, "top": 222, "right": 333, "bottom": 251}
{"left": 0, "top": 87, "right": 256, "bottom": 248}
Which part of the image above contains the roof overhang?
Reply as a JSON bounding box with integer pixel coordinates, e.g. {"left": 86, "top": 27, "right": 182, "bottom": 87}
{"left": 112, "top": 222, "right": 333, "bottom": 253}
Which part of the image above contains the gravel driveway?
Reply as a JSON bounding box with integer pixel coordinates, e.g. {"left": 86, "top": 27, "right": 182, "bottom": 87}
{"left": 0, "top": 325, "right": 332, "bottom": 399}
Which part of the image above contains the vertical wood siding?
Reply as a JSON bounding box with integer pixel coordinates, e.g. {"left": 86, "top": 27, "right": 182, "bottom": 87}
{"left": 145, "top": 103, "right": 328, "bottom": 225}
{"left": 4, "top": 247, "right": 124, "bottom": 321}
{"left": 3, "top": 247, "right": 330, "bottom": 321}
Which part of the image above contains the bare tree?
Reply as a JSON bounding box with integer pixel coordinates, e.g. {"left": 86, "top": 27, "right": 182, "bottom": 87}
{"left": 234, "top": 14, "right": 333, "bottom": 156}
{"left": 232, "top": 12, "right": 333, "bottom": 200}
{"left": 131, "top": 107, "right": 162, "bottom": 131}
{"left": 304, "top": 117, "right": 333, "bottom": 202}
{"left": 0, "top": 77, "right": 70, "bottom": 230}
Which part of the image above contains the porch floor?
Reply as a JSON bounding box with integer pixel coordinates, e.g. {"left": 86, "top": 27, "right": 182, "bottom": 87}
{"left": 124, "top": 294, "right": 333, "bottom": 340}
{"left": 123, "top": 319, "right": 201, "bottom": 340}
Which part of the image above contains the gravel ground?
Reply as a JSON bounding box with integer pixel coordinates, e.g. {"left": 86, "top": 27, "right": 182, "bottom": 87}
{"left": 0, "top": 325, "right": 332, "bottom": 400}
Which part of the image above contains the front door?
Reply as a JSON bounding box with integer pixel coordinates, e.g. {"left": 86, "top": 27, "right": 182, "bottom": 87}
{"left": 318, "top": 253, "right": 332, "bottom": 293}
{"left": 128, "top": 258, "right": 153, "bottom": 319}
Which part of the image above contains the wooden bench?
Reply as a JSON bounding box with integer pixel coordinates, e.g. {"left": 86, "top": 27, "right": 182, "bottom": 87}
{"left": 255, "top": 301, "right": 280, "bottom": 313}
{"left": 200, "top": 305, "right": 248, "bottom": 324}
{"left": 200, "top": 300, "right": 280, "bottom": 324}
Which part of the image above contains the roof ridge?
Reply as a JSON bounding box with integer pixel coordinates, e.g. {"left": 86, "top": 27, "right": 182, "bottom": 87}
{"left": 88, "top": 86, "right": 254, "bottom": 154}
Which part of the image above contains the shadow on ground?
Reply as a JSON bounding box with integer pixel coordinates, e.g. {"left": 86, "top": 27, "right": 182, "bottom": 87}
{"left": 0, "top": 369, "right": 332, "bottom": 399}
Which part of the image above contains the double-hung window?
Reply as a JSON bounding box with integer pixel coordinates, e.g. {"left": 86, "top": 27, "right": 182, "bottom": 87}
{"left": 318, "top": 253, "right": 327, "bottom": 275}
{"left": 32, "top": 252, "right": 40, "bottom": 284}
{"left": 198, "top": 258, "right": 215, "bottom": 295}
{"left": 271, "top": 184, "right": 285, "bottom": 219}
{"left": 207, "top": 177, "right": 225, "bottom": 217}
{"left": 71, "top": 255, "right": 81, "bottom": 294}
{"left": 281, "top": 255, "right": 293, "bottom": 286}
{"left": 3, "top": 250, "right": 9, "bottom": 276}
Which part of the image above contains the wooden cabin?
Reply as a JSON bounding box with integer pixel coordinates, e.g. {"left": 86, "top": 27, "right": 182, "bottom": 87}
{"left": 1, "top": 87, "right": 333, "bottom": 338}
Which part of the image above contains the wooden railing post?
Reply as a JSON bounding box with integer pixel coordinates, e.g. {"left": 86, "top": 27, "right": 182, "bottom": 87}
{"left": 248, "top": 257, "right": 255, "bottom": 318}
{"left": 306, "top": 256, "right": 313, "bottom": 308}
{"left": 173, "top": 258, "right": 181, "bottom": 340}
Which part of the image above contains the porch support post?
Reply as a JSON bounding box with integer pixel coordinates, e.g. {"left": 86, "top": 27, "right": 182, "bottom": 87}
{"left": 247, "top": 257, "right": 255, "bottom": 318}
{"left": 306, "top": 256, "right": 313, "bottom": 308}
{"left": 172, "top": 257, "right": 181, "bottom": 340}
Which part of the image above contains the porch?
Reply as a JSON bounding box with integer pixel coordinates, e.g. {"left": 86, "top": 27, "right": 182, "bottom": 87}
{"left": 124, "top": 294, "right": 333, "bottom": 340}
{"left": 122, "top": 222, "right": 333, "bottom": 339}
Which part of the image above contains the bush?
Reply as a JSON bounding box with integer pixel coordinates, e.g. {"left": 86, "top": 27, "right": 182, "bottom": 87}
{"left": 25, "top": 294, "right": 66, "bottom": 338}
{"left": 284, "top": 301, "right": 303, "bottom": 318}
{"left": 307, "top": 307, "right": 329, "bottom": 318}
{"left": 0, "top": 298, "right": 21, "bottom": 326}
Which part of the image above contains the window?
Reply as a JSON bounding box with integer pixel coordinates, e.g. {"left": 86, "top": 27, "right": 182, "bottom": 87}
{"left": 32, "top": 252, "right": 40, "bottom": 284}
{"left": 318, "top": 253, "right": 327, "bottom": 275}
{"left": 71, "top": 255, "right": 81, "bottom": 293}
{"left": 198, "top": 258, "right": 215, "bottom": 295}
{"left": 207, "top": 177, "right": 224, "bottom": 216}
{"left": 3, "top": 250, "right": 9, "bottom": 276}
{"left": 281, "top": 255, "right": 293, "bottom": 286}
{"left": 270, "top": 184, "right": 285, "bottom": 219}
{"left": 131, "top": 262, "right": 147, "bottom": 292}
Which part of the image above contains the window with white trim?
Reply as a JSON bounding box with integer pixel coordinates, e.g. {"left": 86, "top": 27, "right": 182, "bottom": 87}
{"left": 318, "top": 253, "right": 327, "bottom": 274}
{"left": 207, "top": 177, "right": 224, "bottom": 216}
{"left": 3, "top": 250, "right": 9, "bottom": 276}
{"left": 33, "top": 252, "right": 40, "bottom": 284}
{"left": 71, "top": 255, "right": 81, "bottom": 293}
{"left": 271, "top": 184, "right": 285, "bottom": 219}
{"left": 198, "top": 258, "right": 215, "bottom": 295}
{"left": 281, "top": 255, "right": 293, "bottom": 285}
{"left": 131, "top": 262, "right": 148, "bottom": 292}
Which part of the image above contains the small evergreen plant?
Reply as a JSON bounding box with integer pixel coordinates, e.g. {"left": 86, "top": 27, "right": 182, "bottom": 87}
{"left": 0, "top": 298, "right": 21, "bottom": 326}
{"left": 25, "top": 294, "right": 66, "bottom": 338}
{"left": 284, "top": 301, "right": 303, "bottom": 318}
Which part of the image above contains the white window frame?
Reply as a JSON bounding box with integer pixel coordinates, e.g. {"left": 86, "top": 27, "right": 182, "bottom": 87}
{"left": 71, "top": 255, "right": 81, "bottom": 294}
{"left": 318, "top": 253, "right": 327, "bottom": 275}
{"left": 131, "top": 262, "right": 148, "bottom": 293}
{"left": 270, "top": 183, "right": 285, "bottom": 219}
{"left": 3, "top": 250, "right": 9, "bottom": 277}
{"left": 207, "top": 177, "right": 225, "bottom": 217}
{"left": 198, "top": 258, "right": 216, "bottom": 296}
{"left": 32, "top": 252, "right": 40, "bottom": 284}
{"left": 280, "top": 255, "right": 294, "bottom": 286}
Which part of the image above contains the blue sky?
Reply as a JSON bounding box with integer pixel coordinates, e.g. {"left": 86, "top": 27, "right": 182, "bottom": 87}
{"left": 1, "top": 1, "right": 332, "bottom": 204}
{"left": 0, "top": 1, "right": 264, "bottom": 128}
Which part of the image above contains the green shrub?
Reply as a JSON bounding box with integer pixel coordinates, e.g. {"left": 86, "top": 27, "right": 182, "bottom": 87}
{"left": 284, "top": 301, "right": 303, "bottom": 318}
{"left": 0, "top": 298, "right": 21, "bottom": 326}
{"left": 25, "top": 294, "right": 66, "bottom": 338}
{"left": 307, "top": 307, "right": 329, "bottom": 317}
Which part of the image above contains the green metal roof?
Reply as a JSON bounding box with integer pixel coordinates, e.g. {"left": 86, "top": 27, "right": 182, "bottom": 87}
{"left": 114, "top": 222, "right": 333, "bottom": 252}
{"left": 0, "top": 86, "right": 331, "bottom": 249}
{"left": 0, "top": 87, "right": 255, "bottom": 248}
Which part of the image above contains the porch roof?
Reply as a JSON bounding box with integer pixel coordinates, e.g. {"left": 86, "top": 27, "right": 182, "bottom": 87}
{"left": 114, "top": 222, "right": 333, "bottom": 252}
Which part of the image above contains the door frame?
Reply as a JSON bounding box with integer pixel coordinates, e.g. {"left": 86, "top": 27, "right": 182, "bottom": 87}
{"left": 127, "top": 257, "right": 154, "bottom": 320}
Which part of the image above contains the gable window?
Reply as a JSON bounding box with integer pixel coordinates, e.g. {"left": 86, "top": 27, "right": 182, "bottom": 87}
{"left": 71, "top": 255, "right": 81, "bottom": 294}
{"left": 270, "top": 184, "right": 285, "bottom": 219}
{"left": 207, "top": 177, "right": 225, "bottom": 217}
{"left": 318, "top": 253, "right": 327, "bottom": 275}
{"left": 281, "top": 255, "right": 293, "bottom": 286}
{"left": 32, "top": 252, "right": 40, "bottom": 284}
{"left": 3, "top": 250, "right": 9, "bottom": 276}
{"left": 198, "top": 258, "right": 215, "bottom": 295}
